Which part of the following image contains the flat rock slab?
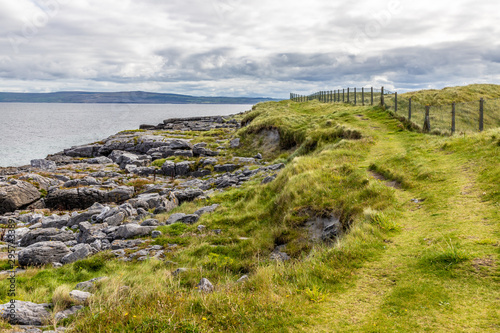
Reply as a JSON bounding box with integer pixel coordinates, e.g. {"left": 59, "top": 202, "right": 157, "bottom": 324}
{"left": 0, "top": 301, "right": 51, "bottom": 325}
{"left": 18, "top": 241, "right": 71, "bottom": 267}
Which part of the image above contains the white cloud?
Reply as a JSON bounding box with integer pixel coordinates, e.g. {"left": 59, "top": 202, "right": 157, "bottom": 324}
{"left": 0, "top": 0, "right": 499, "bottom": 97}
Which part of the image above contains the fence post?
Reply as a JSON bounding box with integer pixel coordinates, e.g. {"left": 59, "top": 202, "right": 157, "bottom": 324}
{"left": 343, "top": 89, "right": 345, "bottom": 103}
{"left": 479, "top": 98, "right": 484, "bottom": 131}
{"left": 423, "top": 105, "right": 431, "bottom": 132}
{"left": 381, "top": 86, "right": 384, "bottom": 106}
{"left": 394, "top": 92, "right": 398, "bottom": 112}
{"left": 451, "top": 102, "right": 456, "bottom": 134}
{"left": 362, "top": 88, "right": 365, "bottom": 106}
{"left": 408, "top": 98, "right": 412, "bottom": 121}
{"left": 371, "top": 87, "right": 373, "bottom": 105}
{"left": 347, "top": 88, "right": 350, "bottom": 103}
{"left": 354, "top": 88, "right": 357, "bottom": 105}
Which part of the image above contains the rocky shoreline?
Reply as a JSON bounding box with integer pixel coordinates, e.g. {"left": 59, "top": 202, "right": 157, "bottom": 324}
{"left": 0, "top": 113, "right": 286, "bottom": 331}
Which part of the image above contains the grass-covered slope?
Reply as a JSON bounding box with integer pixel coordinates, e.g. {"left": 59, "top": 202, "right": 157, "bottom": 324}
{"left": 401, "top": 83, "right": 500, "bottom": 105}
{"left": 1, "top": 99, "right": 499, "bottom": 332}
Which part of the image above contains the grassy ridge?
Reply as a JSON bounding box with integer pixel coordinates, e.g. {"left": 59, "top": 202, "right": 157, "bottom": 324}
{"left": 1, "top": 92, "right": 499, "bottom": 332}
{"left": 401, "top": 84, "right": 500, "bottom": 105}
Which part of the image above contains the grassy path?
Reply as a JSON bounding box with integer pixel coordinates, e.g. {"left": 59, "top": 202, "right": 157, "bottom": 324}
{"left": 302, "top": 109, "right": 500, "bottom": 332}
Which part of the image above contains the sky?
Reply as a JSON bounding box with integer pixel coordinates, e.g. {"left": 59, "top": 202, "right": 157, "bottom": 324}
{"left": 0, "top": 0, "right": 499, "bottom": 98}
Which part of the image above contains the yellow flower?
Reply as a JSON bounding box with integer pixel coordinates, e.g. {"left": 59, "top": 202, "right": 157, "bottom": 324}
{"left": 124, "top": 312, "right": 128, "bottom": 316}
{"left": 202, "top": 317, "right": 207, "bottom": 321}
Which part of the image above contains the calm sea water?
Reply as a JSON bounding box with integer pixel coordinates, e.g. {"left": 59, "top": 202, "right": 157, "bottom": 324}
{"left": 0, "top": 103, "right": 253, "bottom": 167}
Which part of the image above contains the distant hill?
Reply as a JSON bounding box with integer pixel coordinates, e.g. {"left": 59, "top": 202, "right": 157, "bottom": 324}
{"left": 401, "top": 84, "right": 500, "bottom": 106}
{"left": 0, "top": 91, "right": 279, "bottom": 104}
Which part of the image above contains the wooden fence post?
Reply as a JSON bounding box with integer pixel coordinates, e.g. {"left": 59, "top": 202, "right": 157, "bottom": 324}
{"left": 479, "top": 98, "right": 484, "bottom": 131}
{"left": 354, "top": 88, "right": 357, "bottom": 105}
{"left": 408, "top": 98, "right": 412, "bottom": 121}
{"left": 362, "top": 88, "right": 365, "bottom": 106}
{"left": 371, "top": 87, "right": 373, "bottom": 105}
{"left": 451, "top": 102, "right": 456, "bottom": 134}
{"left": 423, "top": 105, "right": 431, "bottom": 132}
{"left": 395, "top": 92, "right": 398, "bottom": 112}
{"left": 381, "top": 87, "right": 384, "bottom": 106}
{"left": 347, "top": 88, "right": 350, "bottom": 103}
{"left": 343, "top": 89, "right": 345, "bottom": 103}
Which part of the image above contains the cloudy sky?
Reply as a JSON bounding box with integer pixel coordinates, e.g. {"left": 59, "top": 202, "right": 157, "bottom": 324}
{"left": 0, "top": 0, "right": 499, "bottom": 98}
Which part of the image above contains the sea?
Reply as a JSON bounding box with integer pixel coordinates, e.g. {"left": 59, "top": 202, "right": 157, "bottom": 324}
{"left": 0, "top": 103, "right": 253, "bottom": 167}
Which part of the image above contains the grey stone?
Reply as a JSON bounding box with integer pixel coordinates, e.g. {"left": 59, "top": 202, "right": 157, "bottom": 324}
{"left": 214, "top": 164, "right": 237, "bottom": 173}
{"left": 3, "top": 227, "right": 29, "bottom": 245}
{"left": 194, "top": 204, "right": 219, "bottom": 216}
{"left": 69, "top": 290, "right": 92, "bottom": 302}
{"left": 229, "top": 138, "right": 240, "bottom": 148}
{"left": 77, "top": 222, "right": 107, "bottom": 244}
{"left": 175, "top": 161, "right": 194, "bottom": 177}
{"left": 174, "top": 150, "right": 194, "bottom": 158}
{"left": 254, "top": 153, "right": 263, "bottom": 159}
{"left": 75, "top": 277, "right": 108, "bottom": 291}
{"left": 115, "top": 223, "right": 156, "bottom": 239}
{"left": 103, "top": 212, "right": 125, "bottom": 226}
{"left": 18, "top": 241, "right": 71, "bottom": 267}
{"left": 169, "top": 139, "right": 193, "bottom": 150}
{"left": 41, "top": 215, "right": 69, "bottom": 229}
{"left": 54, "top": 305, "right": 84, "bottom": 322}
{"left": 141, "top": 219, "right": 159, "bottom": 226}
{"left": 197, "top": 278, "right": 214, "bottom": 293}
{"left": 261, "top": 174, "right": 277, "bottom": 184}
{"left": 233, "top": 157, "right": 256, "bottom": 164}
{"left": 0, "top": 301, "right": 51, "bottom": 325}
{"left": 270, "top": 250, "right": 291, "bottom": 262}
{"left": 86, "top": 156, "right": 113, "bottom": 164}
{"left": 20, "top": 228, "right": 75, "bottom": 247}
{"left": 236, "top": 275, "right": 249, "bottom": 283}
{"left": 161, "top": 160, "right": 176, "bottom": 177}
{"left": 61, "top": 244, "right": 92, "bottom": 264}
{"left": 0, "top": 179, "right": 40, "bottom": 214}
{"left": 151, "top": 230, "right": 162, "bottom": 238}
{"left": 30, "top": 159, "right": 57, "bottom": 171}
{"left": 64, "top": 144, "right": 101, "bottom": 158}
{"left": 44, "top": 186, "right": 134, "bottom": 210}
{"left": 172, "top": 189, "right": 204, "bottom": 203}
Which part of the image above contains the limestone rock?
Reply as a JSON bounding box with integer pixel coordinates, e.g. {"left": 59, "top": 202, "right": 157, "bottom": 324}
{"left": 0, "top": 301, "right": 51, "bottom": 325}
{"left": 0, "top": 179, "right": 40, "bottom": 214}
{"left": 61, "top": 243, "right": 93, "bottom": 264}
{"left": 18, "top": 241, "right": 71, "bottom": 267}
{"left": 69, "top": 290, "right": 92, "bottom": 303}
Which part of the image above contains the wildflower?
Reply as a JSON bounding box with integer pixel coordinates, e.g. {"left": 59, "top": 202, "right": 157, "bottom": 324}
{"left": 202, "top": 317, "right": 207, "bottom": 321}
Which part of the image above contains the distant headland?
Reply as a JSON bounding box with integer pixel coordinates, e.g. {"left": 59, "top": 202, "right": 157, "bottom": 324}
{"left": 0, "top": 91, "right": 280, "bottom": 104}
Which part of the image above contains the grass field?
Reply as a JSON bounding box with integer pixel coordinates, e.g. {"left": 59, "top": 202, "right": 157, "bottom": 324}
{"left": 1, "top": 85, "right": 499, "bottom": 332}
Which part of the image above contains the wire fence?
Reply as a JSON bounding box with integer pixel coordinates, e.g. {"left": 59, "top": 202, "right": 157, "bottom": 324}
{"left": 290, "top": 87, "right": 500, "bottom": 134}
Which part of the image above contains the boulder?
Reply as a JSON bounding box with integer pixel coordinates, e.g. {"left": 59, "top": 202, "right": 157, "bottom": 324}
{"left": 18, "top": 241, "right": 71, "bottom": 267}
{"left": 194, "top": 204, "right": 219, "bottom": 216}
{"left": 114, "top": 223, "right": 156, "bottom": 239}
{"left": 0, "top": 301, "right": 51, "bottom": 325}
{"left": 41, "top": 215, "right": 70, "bottom": 229}
{"left": 75, "top": 276, "right": 108, "bottom": 292}
{"left": 30, "top": 159, "right": 57, "bottom": 171}
{"left": 64, "top": 144, "right": 101, "bottom": 158}
{"left": 69, "top": 290, "right": 92, "bottom": 303}
{"left": 141, "top": 219, "right": 159, "bottom": 227}
{"left": 20, "top": 228, "right": 75, "bottom": 247}
{"left": 0, "top": 179, "right": 40, "bottom": 214}
{"left": 61, "top": 243, "right": 93, "bottom": 264}
{"left": 3, "top": 227, "right": 29, "bottom": 245}
{"left": 197, "top": 278, "right": 214, "bottom": 293}
{"left": 86, "top": 156, "right": 113, "bottom": 164}
{"left": 169, "top": 139, "right": 193, "bottom": 150}
{"left": 172, "top": 189, "right": 204, "bottom": 203}
{"left": 19, "top": 173, "right": 60, "bottom": 191}
{"left": 54, "top": 305, "right": 84, "bottom": 322}
{"left": 214, "top": 164, "right": 237, "bottom": 173}
{"left": 103, "top": 212, "right": 126, "bottom": 226}
{"left": 44, "top": 186, "right": 134, "bottom": 210}
{"left": 77, "top": 222, "right": 108, "bottom": 244}
{"left": 161, "top": 161, "right": 176, "bottom": 177}
{"left": 229, "top": 138, "right": 240, "bottom": 148}
{"left": 166, "top": 213, "right": 199, "bottom": 225}
{"left": 175, "top": 161, "right": 194, "bottom": 177}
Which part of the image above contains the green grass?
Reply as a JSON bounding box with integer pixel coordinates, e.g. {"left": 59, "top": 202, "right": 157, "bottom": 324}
{"left": 1, "top": 91, "right": 499, "bottom": 332}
